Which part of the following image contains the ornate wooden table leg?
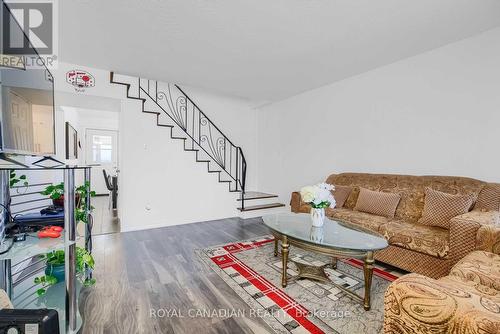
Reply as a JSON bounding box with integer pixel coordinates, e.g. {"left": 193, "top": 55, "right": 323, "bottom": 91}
{"left": 281, "top": 236, "right": 289, "bottom": 288}
{"left": 331, "top": 257, "right": 338, "bottom": 269}
{"left": 274, "top": 238, "right": 279, "bottom": 257}
{"left": 363, "top": 251, "right": 374, "bottom": 310}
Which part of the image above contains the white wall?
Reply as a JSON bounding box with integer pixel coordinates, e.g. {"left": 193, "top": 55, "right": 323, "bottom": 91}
{"left": 256, "top": 28, "right": 500, "bottom": 204}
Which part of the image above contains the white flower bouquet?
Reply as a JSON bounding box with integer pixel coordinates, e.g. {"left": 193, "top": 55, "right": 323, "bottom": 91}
{"left": 300, "top": 183, "right": 336, "bottom": 227}
{"left": 300, "top": 183, "right": 336, "bottom": 209}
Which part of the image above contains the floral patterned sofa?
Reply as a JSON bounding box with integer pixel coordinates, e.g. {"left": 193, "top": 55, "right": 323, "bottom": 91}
{"left": 384, "top": 250, "right": 500, "bottom": 333}
{"left": 290, "top": 173, "right": 500, "bottom": 278}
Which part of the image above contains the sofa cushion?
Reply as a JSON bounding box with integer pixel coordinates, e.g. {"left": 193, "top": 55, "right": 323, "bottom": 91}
{"left": 475, "top": 183, "right": 500, "bottom": 212}
{"left": 354, "top": 188, "right": 401, "bottom": 218}
{"left": 442, "top": 251, "right": 500, "bottom": 301}
{"left": 326, "top": 208, "right": 390, "bottom": 233}
{"left": 379, "top": 221, "right": 450, "bottom": 258}
{"left": 333, "top": 185, "right": 352, "bottom": 208}
{"left": 418, "top": 188, "right": 476, "bottom": 229}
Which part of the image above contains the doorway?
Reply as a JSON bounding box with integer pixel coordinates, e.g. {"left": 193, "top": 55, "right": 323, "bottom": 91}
{"left": 57, "top": 94, "right": 122, "bottom": 235}
{"left": 85, "top": 128, "right": 119, "bottom": 195}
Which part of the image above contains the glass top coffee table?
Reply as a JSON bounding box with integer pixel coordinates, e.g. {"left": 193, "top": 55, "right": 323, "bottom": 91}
{"left": 262, "top": 213, "right": 388, "bottom": 310}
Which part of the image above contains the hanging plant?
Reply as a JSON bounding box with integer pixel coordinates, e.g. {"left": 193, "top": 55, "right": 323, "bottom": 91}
{"left": 10, "top": 170, "right": 28, "bottom": 187}
{"left": 76, "top": 181, "right": 96, "bottom": 224}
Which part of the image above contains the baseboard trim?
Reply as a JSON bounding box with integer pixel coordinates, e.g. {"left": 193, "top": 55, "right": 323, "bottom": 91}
{"left": 121, "top": 215, "right": 249, "bottom": 233}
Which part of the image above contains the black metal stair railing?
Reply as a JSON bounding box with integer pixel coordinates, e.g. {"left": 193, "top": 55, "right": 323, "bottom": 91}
{"left": 113, "top": 75, "right": 247, "bottom": 208}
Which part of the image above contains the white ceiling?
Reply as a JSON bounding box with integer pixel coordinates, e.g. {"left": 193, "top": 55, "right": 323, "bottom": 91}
{"left": 59, "top": 0, "right": 500, "bottom": 103}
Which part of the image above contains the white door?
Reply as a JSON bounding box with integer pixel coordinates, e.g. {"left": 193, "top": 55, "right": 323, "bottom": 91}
{"left": 85, "top": 129, "right": 119, "bottom": 195}
{"left": 8, "top": 90, "right": 34, "bottom": 152}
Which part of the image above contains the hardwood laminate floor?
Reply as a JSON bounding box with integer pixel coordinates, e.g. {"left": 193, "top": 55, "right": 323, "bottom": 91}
{"left": 79, "top": 217, "right": 274, "bottom": 334}
{"left": 90, "top": 196, "right": 120, "bottom": 235}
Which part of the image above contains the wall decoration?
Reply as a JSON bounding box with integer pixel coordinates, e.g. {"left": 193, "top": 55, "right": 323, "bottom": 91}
{"left": 66, "top": 70, "right": 95, "bottom": 92}
{"left": 65, "top": 122, "right": 78, "bottom": 159}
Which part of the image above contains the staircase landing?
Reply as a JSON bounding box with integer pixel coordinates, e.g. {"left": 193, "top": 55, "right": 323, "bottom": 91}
{"left": 237, "top": 191, "right": 285, "bottom": 212}
{"left": 237, "top": 191, "right": 278, "bottom": 201}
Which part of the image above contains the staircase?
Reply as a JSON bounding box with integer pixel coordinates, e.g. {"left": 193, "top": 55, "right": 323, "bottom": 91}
{"left": 110, "top": 73, "right": 285, "bottom": 212}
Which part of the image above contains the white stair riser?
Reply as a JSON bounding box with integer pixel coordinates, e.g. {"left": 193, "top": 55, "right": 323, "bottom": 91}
{"left": 237, "top": 197, "right": 280, "bottom": 207}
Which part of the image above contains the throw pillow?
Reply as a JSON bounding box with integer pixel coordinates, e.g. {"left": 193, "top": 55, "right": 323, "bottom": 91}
{"left": 333, "top": 185, "right": 353, "bottom": 208}
{"left": 354, "top": 188, "right": 401, "bottom": 218}
{"left": 418, "top": 188, "right": 476, "bottom": 229}
{"left": 474, "top": 184, "right": 500, "bottom": 212}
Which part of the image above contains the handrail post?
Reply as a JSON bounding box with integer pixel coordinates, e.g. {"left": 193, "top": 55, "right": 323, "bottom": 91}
{"left": 238, "top": 147, "right": 245, "bottom": 211}
{"left": 236, "top": 150, "right": 239, "bottom": 190}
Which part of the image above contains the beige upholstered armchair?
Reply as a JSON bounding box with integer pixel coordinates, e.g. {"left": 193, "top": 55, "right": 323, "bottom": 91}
{"left": 384, "top": 251, "right": 500, "bottom": 333}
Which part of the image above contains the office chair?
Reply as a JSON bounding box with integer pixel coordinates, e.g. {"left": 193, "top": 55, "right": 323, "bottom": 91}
{"left": 102, "top": 169, "right": 118, "bottom": 210}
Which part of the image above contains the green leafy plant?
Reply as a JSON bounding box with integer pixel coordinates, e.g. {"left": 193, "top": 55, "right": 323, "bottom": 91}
{"left": 9, "top": 170, "right": 28, "bottom": 188}
{"left": 76, "top": 181, "right": 96, "bottom": 224}
{"left": 36, "top": 182, "right": 97, "bottom": 295}
{"left": 34, "top": 275, "right": 57, "bottom": 296}
{"left": 41, "top": 181, "right": 96, "bottom": 224}
{"left": 40, "top": 182, "right": 64, "bottom": 200}
{"left": 34, "top": 247, "right": 96, "bottom": 296}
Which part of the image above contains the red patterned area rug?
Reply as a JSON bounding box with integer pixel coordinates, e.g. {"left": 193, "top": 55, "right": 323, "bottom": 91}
{"left": 196, "top": 235, "right": 405, "bottom": 334}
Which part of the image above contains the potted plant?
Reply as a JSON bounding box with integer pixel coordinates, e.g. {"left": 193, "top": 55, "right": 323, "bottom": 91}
{"left": 300, "top": 183, "right": 336, "bottom": 227}
{"left": 34, "top": 247, "right": 96, "bottom": 296}
{"left": 40, "top": 182, "right": 95, "bottom": 223}
{"left": 40, "top": 182, "right": 75, "bottom": 207}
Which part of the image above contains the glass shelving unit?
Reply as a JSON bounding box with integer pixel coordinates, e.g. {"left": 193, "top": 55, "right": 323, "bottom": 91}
{"left": 0, "top": 164, "right": 92, "bottom": 334}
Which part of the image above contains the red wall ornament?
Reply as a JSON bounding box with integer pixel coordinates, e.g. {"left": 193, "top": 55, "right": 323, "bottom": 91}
{"left": 66, "top": 70, "right": 95, "bottom": 92}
